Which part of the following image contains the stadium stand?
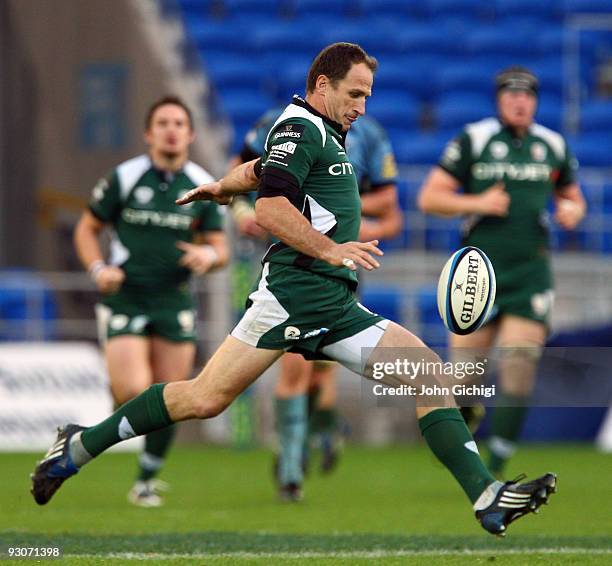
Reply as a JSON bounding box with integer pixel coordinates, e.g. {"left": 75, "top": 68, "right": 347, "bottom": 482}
{"left": 174, "top": 0, "right": 612, "bottom": 255}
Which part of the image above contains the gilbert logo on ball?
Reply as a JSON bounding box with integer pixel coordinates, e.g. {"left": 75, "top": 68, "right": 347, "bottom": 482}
{"left": 437, "top": 247, "right": 496, "bottom": 335}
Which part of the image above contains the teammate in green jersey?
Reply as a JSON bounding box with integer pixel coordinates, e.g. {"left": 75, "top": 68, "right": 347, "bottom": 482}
{"left": 418, "top": 67, "right": 586, "bottom": 477}
{"left": 34, "top": 46, "right": 557, "bottom": 536}
{"left": 73, "top": 96, "right": 228, "bottom": 506}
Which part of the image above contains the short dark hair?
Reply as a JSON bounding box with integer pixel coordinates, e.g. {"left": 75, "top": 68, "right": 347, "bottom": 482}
{"left": 145, "top": 95, "right": 194, "bottom": 130}
{"left": 306, "top": 43, "right": 378, "bottom": 94}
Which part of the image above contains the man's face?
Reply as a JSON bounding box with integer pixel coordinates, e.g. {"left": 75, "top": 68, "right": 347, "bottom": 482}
{"left": 497, "top": 89, "right": 537, "bottom": 129}
{"left": 324, "top": 62, "right": 373, "bottom": 131}
{"left": 145, "top": 104, "right": 194, "bottom": 158}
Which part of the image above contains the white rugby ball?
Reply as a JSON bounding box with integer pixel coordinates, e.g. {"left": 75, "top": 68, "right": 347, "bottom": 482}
{"left": 437, "top": 246, "right": 496, "bottom": 335}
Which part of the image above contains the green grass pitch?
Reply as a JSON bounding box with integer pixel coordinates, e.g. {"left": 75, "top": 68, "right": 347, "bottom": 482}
{"left": 1, "top": 444, "right": 610, "bottom": 564}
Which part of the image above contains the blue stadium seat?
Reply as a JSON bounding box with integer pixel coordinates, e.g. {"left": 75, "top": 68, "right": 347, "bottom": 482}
{"left": 564, "top": 0, "right": 612, "bottom": 14}
{"left": 223, "top": 0, "right": 283, "bottom": 18}
{"left": 495, "top": 0, "right": 562, "bottom": 19}
{"left": 321, "top": 22, "right": 402, "bottom": 54}
{"left": 0, "top": 270, "right": 58, "bottom": 341}
{"left": 251, "top": 22, "right": 327, "bottom": 55}
{"left": 360, "top": 285, "right": 403, "bottom": 323}
{"left": 396, "top": 24, "right": 463, "bottom": 55}
{"left": 568, "top": 134, "right": 612, "bottom": 167}
{"left": 366, "top": 91, "right": 420, "bottom": 130}
{"left": 580, "top": 100, "right": 612, "bottom": 133}
{"left": 220, "top": 88, "right": 276, "bottom": 124}
{"left": 290, "top": 0, "right": 350, "bottom": 17}
{"left": 435, "top": 63, "right": 495, "bottom": 97}
{"left": 535, "top": 107, "right": 563, "bottom": 132}
{"left": 393, "top": 133, "right": 449, "bottom": 165}
{"left": 189, "top": 19, "right": 255, "bottom": 52}
{"left": 425, "top": 0, "right": 491, "bottom": 20}
{"left": 359, "top": 0, "right": 425, "bottom": 18}
{"left": 466, "top": 26, "right": 540, "bottom": 56}
{"left": 205, "top": 57, "right": 268, "bottom": 90}
{"left": 529, "top": 58, "right": 563, "bottom": 96}
{"left": 534, "top": 28, "right": 564, "bottom": 57}
{"left": 375, "top": 55, "right": 442, "bottom": 101}
{"left": 436, "top": 92, "right": 495, "bottom": 130}
{"left": 424, "top": 216, "right": 462, "bottom": 251}
{"left": 178, "top": 0, "right": 215, "bottom": 18}
{"left": 416, "top": 284, "right": 448, "bottom": 348}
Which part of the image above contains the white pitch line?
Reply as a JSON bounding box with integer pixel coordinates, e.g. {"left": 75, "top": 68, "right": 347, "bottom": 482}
{"left": 66, "top": 548, "right": 612, "bottom": 560}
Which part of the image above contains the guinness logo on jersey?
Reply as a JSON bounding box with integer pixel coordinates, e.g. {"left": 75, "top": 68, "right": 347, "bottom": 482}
{"left": 489, "top": 141, "right": 508, "bottom": 160}
{"left": 530, "top": 142, "right": 547, "bottom": 162}
{"left": 273, "top": 123, "right": 305, "bottom": 140}
{"left": 134, "top": 186, "right": 154, "bottom": 204}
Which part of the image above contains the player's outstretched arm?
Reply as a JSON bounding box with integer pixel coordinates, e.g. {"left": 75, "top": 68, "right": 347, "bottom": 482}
{"left": 256, "top": 196, "right": 383, "bottom": 271}
{"left": 176, "top": 158, "right": 261, "bottom": 205}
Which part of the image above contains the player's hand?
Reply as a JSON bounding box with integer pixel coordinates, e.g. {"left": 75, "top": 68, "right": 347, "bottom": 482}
{"left": 323, "top": 240, "right": 383, "bottom": 271}
{"left": 555, "top": 199, "right": 584, "bottom": 230}
{"left": 476, "top": 182, "right": 510, "bottom": 216}
{"left": 95, "top": 266, "right": 125, "bottom": 294}
{"left": 176, "top": 241, "right": 217, "bottom": 275}
{"left": 176, "top": 182, "right": 233, "bottom": 206}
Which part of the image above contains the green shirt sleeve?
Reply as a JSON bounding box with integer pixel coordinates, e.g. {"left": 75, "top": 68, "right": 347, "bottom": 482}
{"left": 196, "top": 201, "right": 225, "bottom": 232}
{"left": 438, "top": 131, "right": 472, "bottom": 186}
{"left": 88, "top": 170, "right": 121, "bottom": 222}
{"left": 556, "top": 141, "right": 578, "bottom": 188}
{"left": 262, "top": 119, "right": 322, "bottom": 187}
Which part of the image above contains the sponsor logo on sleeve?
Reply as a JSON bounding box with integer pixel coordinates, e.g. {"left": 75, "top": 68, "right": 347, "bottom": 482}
{"left": 273, "top": 123, "right": 305, "bottom": 140}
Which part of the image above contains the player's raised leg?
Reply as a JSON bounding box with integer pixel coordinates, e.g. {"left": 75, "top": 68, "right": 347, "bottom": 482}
{"left": 322, "top": 319, "right": 556, "bottom": 535}
{"left": 31, "top": 336, "right": 282, "bottom": 505}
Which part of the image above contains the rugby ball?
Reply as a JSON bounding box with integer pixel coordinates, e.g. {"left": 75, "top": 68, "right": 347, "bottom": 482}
{"left": 437, "top": 246, "right": 496, "bottom": 335}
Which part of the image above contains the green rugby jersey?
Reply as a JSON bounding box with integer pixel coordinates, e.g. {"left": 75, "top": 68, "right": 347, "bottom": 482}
{"left": 88, "top": 154, "right": 224, "bottom": 289}
{"left": 259, "top": 97, "right": 361, "bottom": 288}
{"left": 439, "top": 118, "right": 578, "bottom": 260}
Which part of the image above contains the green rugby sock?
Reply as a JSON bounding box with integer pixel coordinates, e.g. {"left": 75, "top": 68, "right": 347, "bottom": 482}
{"left": 309, "top": 408, "right": 338, "bottom": 436}
{"left": 78, "top": 384, "right": 173, "bottom": 462}
{"left": 138, "top": 425, "right": 176, "bottom": 482}
{"left": 419, "top": 408, "right": 496, "bottom": 504}
{"left": 276, "top": 395, "right": 307, "bottom": 485}
{"left": 488, "top": 394, "right": 529, "bottom": 475}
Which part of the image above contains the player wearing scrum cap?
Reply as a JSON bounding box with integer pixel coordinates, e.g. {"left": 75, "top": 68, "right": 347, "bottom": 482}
{"left": 418, "top": 66, "right": 586, "bottom": 477}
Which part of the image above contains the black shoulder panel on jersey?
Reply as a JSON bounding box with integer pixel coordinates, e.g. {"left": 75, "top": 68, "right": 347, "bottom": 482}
{"left": 256, "top": 167, "right": 302, "bottom": 208}
{"left": 240, "top": 144, "right": 261, "bottom": 164}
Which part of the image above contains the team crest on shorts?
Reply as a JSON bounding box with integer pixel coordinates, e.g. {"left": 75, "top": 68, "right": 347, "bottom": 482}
{"left": 284, "top": 326, "right": 301, "bottom": 340}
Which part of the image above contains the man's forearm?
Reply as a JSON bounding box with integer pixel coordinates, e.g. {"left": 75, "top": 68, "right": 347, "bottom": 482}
{"left": 220, "top": 159, "right": 260, "bottom": 195}
{"left": 255, "top": 197, "right": 335, "bottom": 262}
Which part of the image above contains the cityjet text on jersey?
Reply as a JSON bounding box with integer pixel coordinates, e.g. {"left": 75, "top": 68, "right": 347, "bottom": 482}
{"left": 122, "top": 209, "right": 193, "bottom": 230}
{"left": 328, "top": 162, "right": 354, "bottom": 176}
{"left": 472, "top": 162, "right": 551, "bottom": 181}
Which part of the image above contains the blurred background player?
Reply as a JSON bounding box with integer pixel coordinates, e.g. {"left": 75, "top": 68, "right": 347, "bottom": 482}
{"left": 73, "top": 95, "right": 228, "bottom": 506}
{"left": 229, "top": 106, "right": 402, "bottom": 499}
{"left": 418, "top": 67, "right": 586, "bottom": 477}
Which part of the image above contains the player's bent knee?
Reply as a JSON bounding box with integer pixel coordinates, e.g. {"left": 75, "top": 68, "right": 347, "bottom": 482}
{"left": 191, "top": 395, "right": 232, "bottom": 419}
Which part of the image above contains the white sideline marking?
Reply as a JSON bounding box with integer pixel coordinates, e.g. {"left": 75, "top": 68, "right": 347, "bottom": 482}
{"left": 67, "top": 548, "right": 612, "bottom": 560}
